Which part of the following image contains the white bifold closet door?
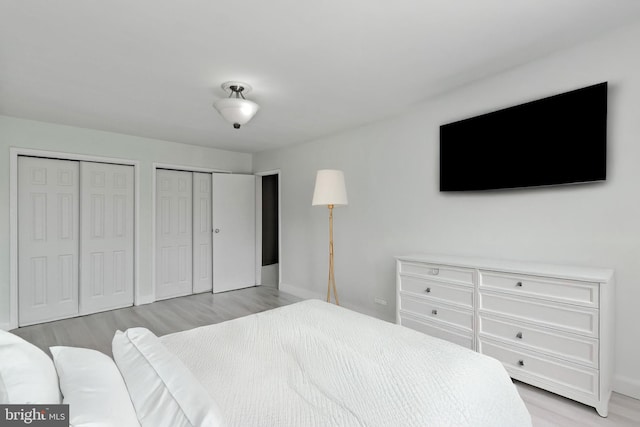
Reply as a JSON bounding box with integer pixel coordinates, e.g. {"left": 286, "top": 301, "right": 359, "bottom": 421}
{"left": 155, "top": 171, "right": 255, "bottom": 298}
{"left": 18, "top": 157, "right": 135, "bottom": 326}
{"left": 156, "top": 170, "right": 194, "bottom": 300}
{"left": 18, "top": 157, "right": 80, "bottom": 326}
{"left": 79, "top": 162, "right": 134, "bottom": 314}
{"left": 212, "top": 174, "right": 256, "bottom": 293}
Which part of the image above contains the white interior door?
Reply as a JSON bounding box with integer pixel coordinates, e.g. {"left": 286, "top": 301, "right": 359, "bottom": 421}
{"left": 192, "top": 172, "right": 212, "bottom": 293}
{"left": 213, "top": 174, "right": 256, "bottom": 293}
{"left": 156, "top": 169, "right": 193, "bottom": 300}
{"left": 80, "top": 162, "right": 134, "bottom": 314}
{"left": 18, "top": 157, "right": 79, "bottom": 326}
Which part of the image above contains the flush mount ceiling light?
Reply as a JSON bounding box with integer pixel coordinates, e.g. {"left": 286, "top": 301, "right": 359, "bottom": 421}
{"left": 213, "top": 81, "right": 260, "bottom": 129}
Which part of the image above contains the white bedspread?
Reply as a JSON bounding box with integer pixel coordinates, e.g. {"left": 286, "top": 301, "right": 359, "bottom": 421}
{"left": 160, "top": 300, "right": 531, "bottom": 427}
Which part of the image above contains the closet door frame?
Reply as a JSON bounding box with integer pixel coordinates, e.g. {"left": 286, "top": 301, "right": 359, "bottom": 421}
{"left": 151, "top": 163, "right": 230, "bottom": 302}
{"left": 8, "top": 147, "right": 140, "bottom": 330}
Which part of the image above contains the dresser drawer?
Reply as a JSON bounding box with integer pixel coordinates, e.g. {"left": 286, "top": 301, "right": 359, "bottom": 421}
{"left": 399, "top": 275, "right": 473, "bottom": 308}
{"left": 479, "top": 292, "right": 598, "bottom": 337}
{"left": 399, "top": 294, "right": 473, "bottom": 332}
{"left": 479, "top": 314, "right": 599, "bottom": 368}
{"left": 400, "top": 313, "right": 473, "bottom": 349}
{"left": 400, "top": 262, "right": 473, "bottom": 286}
{"left": 479, "top": 339, "right": 598, "bottom": 397}
{"left": 479, "top": 270, "right": 599, "bottom": 307}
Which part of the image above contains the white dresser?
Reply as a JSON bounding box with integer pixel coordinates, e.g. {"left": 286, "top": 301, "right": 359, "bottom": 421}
{"left": 396, "top": 254, "right": 614, "bottom": 417}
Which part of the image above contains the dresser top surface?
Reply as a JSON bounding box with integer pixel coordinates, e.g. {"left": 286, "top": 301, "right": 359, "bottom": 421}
{"left": 397, "top": 254, "right": 614, "bottom": 283}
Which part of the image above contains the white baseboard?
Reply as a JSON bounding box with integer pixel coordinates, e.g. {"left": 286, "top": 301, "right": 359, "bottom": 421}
{"left": 613, "top": 375, "right": 640, "bottom": 400}
{"left": 0, "top": 322, "right": 14, "bottom": 331}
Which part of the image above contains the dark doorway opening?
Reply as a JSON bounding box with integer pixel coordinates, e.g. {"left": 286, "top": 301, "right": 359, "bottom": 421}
{"left": 262, "top": 174, "right": 279, "bottom": 270}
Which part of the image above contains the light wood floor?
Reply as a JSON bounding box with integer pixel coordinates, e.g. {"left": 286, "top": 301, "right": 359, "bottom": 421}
{"left": 516, "top": 381, "right": 639, "bottom": 426}
{"left": 11, "top": 286, "right": 301, "bottom": 357}
{"left": 11, "top": 287, "right": 640, "bottom": 426}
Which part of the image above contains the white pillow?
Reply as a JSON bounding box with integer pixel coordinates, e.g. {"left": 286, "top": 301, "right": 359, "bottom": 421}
{"left": 0, "top": 329, "right": 61, "bottom": 404}
{"left": 112, "top": 328, "right": 225, "bottom": 427}
{"left": 50, "top": 346, "right": 140, "bottom": 427}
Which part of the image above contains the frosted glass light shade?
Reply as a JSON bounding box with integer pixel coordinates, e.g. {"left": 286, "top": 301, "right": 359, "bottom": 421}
{"left": 213, "top": 98, "right": 260, "bottom": 126}
{"left": 312, "top": 170, "right": 348, "bottom": 206}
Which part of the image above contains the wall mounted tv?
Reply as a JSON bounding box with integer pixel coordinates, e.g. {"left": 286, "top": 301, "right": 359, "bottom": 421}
{"left": 439, "top": 82, "right": 607, "bottom": 191}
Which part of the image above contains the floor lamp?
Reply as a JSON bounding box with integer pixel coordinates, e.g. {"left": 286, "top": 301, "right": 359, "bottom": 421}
{"left": 312, "top": 170, "right": 348, "bottom": 305}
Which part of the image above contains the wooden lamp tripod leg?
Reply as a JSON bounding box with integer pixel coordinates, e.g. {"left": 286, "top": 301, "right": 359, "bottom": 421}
{"left": 327, "top": 204, "right": 339, "bottom": 305}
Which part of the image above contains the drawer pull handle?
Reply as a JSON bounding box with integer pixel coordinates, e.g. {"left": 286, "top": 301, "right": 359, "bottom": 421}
{"left": 425, "top": 287, "right": 431, "bottom": 293}
{"left": 516, "top": 332, "right": 523, "bottom": 339}
{"left": 430, "top": 268, "right": 439, "bottom": 275}
{"left": 518, "top": 360, "right": 525, "bottom": 367}
{"left": 516, "top": 282, "right": 523, "bottom": 287}
{"left": 431, "top": 309, "right": 438, "bottom": 315}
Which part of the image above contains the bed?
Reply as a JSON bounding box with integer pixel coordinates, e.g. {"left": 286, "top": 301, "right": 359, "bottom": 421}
{"left": 160, "top": 300, "right": 530, "bottom": 426}
{"left": 1, "top": 299, "right": 531, "bottom": 426}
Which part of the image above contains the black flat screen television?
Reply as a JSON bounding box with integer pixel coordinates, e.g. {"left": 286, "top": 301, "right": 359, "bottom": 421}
{"left": 439, "top": 82, "right": 607, "bottom": 191}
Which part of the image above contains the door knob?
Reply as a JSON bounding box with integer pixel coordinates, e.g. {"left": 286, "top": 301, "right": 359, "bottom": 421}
{"left": 214, "top": 229, "right": 220, "bottom": 233}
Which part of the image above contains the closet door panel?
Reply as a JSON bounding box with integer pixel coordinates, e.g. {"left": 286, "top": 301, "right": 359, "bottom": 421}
{"left": 156, "top": 170, "right": 193, "bottom": 299}
{"left": 80, "top": 162, "right": 134, "bottom": 314}
{"left": 18, "top": 157, "right": 79, "bottom": 326}
{"left": 193, "top": 172, "right": 212, "bottom": 293}
{"left": 212, "top": 174, "right": 256, "bottom": 293}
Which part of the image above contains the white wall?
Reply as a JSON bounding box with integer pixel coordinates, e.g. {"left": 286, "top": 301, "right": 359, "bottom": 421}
{"left": 0, "top": 116, "right": 252, "bottom": 328}
{"left": 254, "top": 22, "right": 640, "bottom": 397}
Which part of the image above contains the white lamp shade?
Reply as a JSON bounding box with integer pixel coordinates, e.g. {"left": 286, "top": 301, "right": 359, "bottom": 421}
{"left": 312, "top": 169, "right": 348, "bottom": 206}
{"left": 213, "top": 98, "right": 260, "bottom": 125}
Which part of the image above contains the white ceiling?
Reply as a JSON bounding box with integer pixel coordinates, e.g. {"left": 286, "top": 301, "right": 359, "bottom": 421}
{"left": 2, "top": 1, "right": 640, "bottom": 153}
